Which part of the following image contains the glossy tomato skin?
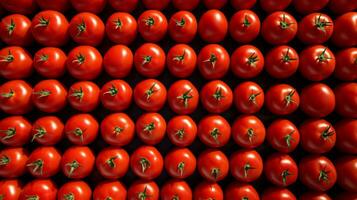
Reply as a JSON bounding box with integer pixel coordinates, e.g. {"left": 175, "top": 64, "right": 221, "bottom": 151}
{"left": 166, "top": 115, "right": 197, "bottom": 147}
{"left": 130, "top": 146, "right": 163, "bottom": 180}
{"left": 142, "top": 0, "right": 170, "bottom": 10}
{"left": 230, "top": 149, "right": 263, "bottom": 183}
{"left": 267, "top": 119, "right": 299, "bottom": 153}
{"left": 32, "top": 80, "right": 67, "bottom": 113}
{"left": 0, "top": 14, "right": 33, "bottom": 46}
{"left": 198, "top": 9, "right": 228, "bottom": 43}
{"left": 33, "top": 47, "right": 67, "bottom": 78}
{"left": 329, "top": 0, "right": 357, "bottom": 14}
{"left": 134, "top": 43, "right": 166, "bottom": 77}
{"left": 93, "top": 181, "right": 127, "bottom": 200}
{"left": 0, "top": 179, "right": 22, "bottom": 200}
{"left": 19, "top": 179, "right": 57, "bottom": 200}
{"left": 58, "top": 181, "right": 92, "bottom": 200}
{"left": 133, "top": 79, "right": 167, "bottom": 112}
{"left": 265, "top": 84, "right": 300, "bottom": 115}
{"left": 225, "top": 182, "right": 259, "bottom": 200}
{"left": 335, "top": 119, "right": 357, "bottom": 154}
{"left": 260, "top": 0, "right": 292, "bottom": 13}
{"left": 331, "top": 12, "right": 357, "bottom": 47}
{"left": 104, "top": 45, "right": 133, "bottom": 78}
{"left": 193, "top": 181, "right": 223, "bottom": 200}
{"left": 262, "top": 188, "right": 296, "bottom": 200}
{"left": 298, "top": 13, "right": 333, "bottom": 44}
{"left": 232, "top": 115, "right": 265, "bottom": 148}
{"left": 203, "top": 0, "right": 227, "bottom": 9}
{"left": 200, "top": 80, "right": 233, "bottom": 113}
{"left": 100, "top": 80, "right": 132, "bottom": 112}
{"left": 172, "top": 0, "right": 200, "bottom": 10}
{"left": 198, "top": 149, "right": 229, "bottom": 182}
{"left": 234, "top": 81, "right": 264, "bottom": 114}
{"left": 231, "top": 0, "right": 256, "bottom": 10}
{"left": 169, "top": 11, "right": 197, "bottom": 43}
{"left": 229, "top": 10, "right": 260, "bottom": 43}
{"left": 0, "top": 148, "right": 28, "bottom": 178}
{"left": 0, "top": 0, "right": 37, "bottom": 15}
{"left": 64, "top": 114, "right": 99, "bottom": 145}
{"left": 61, "top": 146, "right": 95, "bottom": 179}
{"left": 0, "top": 46, "right": 32, "bottom": 79}
{"left": 335, "top": 83, "right": 357, "bottom": 118}
{"left": 26, "top": 146, "right": 61, "bottom": 178}
{"left": 135, "top": 113, "right": 166, "bottom": 145}
{"left": 70, "top": 0, "right": 106, "bottom": 14}
{"left": 161, "top": 179, "right": 192, "bottom": 200}
{"left": 96, "top": 147, "right": 129, "bottom": 179}
{"left": 31, "top": 116, "right": 64, "bottom": 146}
{"left": 109, "top": 0, "right": 138, "bottom": 12}
{"left": 334, "top": 48, "right": 357, "bottom": 81}
{"left": 264, "top": 153, "right": 298, "bottom": 187}
{"left": 168, "top": 80, "right": 199, "bottom": 115}
{"left": 127, "top": 180, "right": 159, "bottom": 200}
{"left": 167, "top": 44, "right": 197, "bottom": 78}
{"left": 336, "top": 156, "right": 357, "bottom": 192}
{"left": 105, "top": 12, "right": 137, "bottom": 45}
{"left": 137, "top": 10, "right": 168, "bottom": 42}
{"left": 231, "top": 45, "right": 264, "bottom": 78}
{"left": 67, "top": 81, "right": 100, "bottom": 112}
{"left": 198, "top": 115, "right": 231, "bottom": 148}
{"left": 300, "top": 192, "right": 332, "bottom": 200}
{"left": 0, "top": 80, "right": 32, "bottom": 115}
{"left": 293, "top": 0, "right": 329, "bottom": 14}
{"left": 0, "top": 116, "right": 31, "bottom": 147}
{"left": 36, "top": 0, "right": 70, "bottom": 12}
{"left": 265, "top": 45, "right": 299, "bottom": 79}
{"left": 165, "top": 148, "right": 196, "bottom": 179}
{"left": 198, "top": 44, "right": 230, "bottom": 79}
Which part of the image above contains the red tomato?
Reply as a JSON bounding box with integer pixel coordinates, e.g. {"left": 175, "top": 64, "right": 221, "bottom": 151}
{"left": 0, "top": 179, "right": 22, "bottom": 200}
{"left": 136, "top": 112, "right": 166, "bottom": 145}
{"left": 200, "top": 80, "right": 233, "bottom": 113}
{"left": 298, "top": 13, "right": 333, "bottom": 44}
{"left": 133, "top": 79, "right": 167, "bottom": 112}
{"left": 233, "top": 81, "right": 264, "bottom": 114}
{"left": 0, "top": 80, "right": 32, "bottom": 115}
{"left": 193, "top": 181, "right": 223, "bottom": 200}
{"left": 31, "top": 116, "right": 64, "bottom": 146}
{"left": 168, "top": 80, "right": 199, "bottom": 114}
{"left": 161, "top": 179, "right": 192, "bottom": 200}
{"left": 336, "top": 193, "right": 357, "bottom": 200}
{"left": 142, "top": 0, "right": 170, "bottom": 10}
{"left": 0, "top": 148, "right": 28, "bottom": 178}
{"left": 70, "top": 0, "right": 106, "bottom": 14}
{"left": 300, "top": 192, "right": 332, "bottom": 200}
{"left": 0, "top": 14, "right": 32, "bottom": 46}
{"left": 230, "top": 149, "right": 263, "bottom": 182}
{"left": 336, "top": 156, "right": 357, "bottom": 192}
{"left": 33, "top": 47, "right": 67, "bottom": 78}
{"left": 68, "top": 81, "right": 100, "bottom": 112}
{"left": 265, "top": 84, "right": 300, "bottom": 115}
{"left": 93, "top": 181, "right": 127, "bottom": 200}
{"left": 0, "top": 0, "right": 37, "bottom": 15}
{"left": 300, "top": 83, "right": 335, "bottom": 117}
{"left": 335, "top": 83, "right": 357, "bottom": 118}
{"left": 26, "top": 146, "right": 61, "bottom": 178}
{"left": 229, "top": 10, "right": 260, "bottom": 43}
{"left": 32, "top": 80, "right": 67, "bottom": 113}
{"left": 198, "top": 44, "right": 230, "bottom": 79}
{"left": 128, "top": 180, "right": 159, "bottom": 200}
{"left": 0, "top": 116, "right": 31, "bottom": 147}
{"left": 198, "top": 115, "right": 231, "bottom": 147}
{"left": 335, "top": 119, "right": 357, "bottom": 154}
{"left": 265, "top": 45, "right": 299, "bottom": 79}
{"left": 61, "top": 146, "right": 95, "bottom": 179}
{"left": 166, "top": 115, "right": 197, "bottom": 147}
{"left": 262, "top": 188, "right": 296, "bottom": 200}
{"left": 58, "top": 181, "right": 91, "bottom": 200}
{"left": 105, "top": 12, "right": 137, "bottom": 45}
{"left": 96, "top": 147, "right": 129, "bottom": 179}
{"left": 0, "top": 46, "right": 32, "bottom": 79}
{"left": 329, "top": 0, "right": 357, "bottom": 14}
{"left": 169, "top": 11, "right": 197, "bottom": 43}
{"left": 334, "top": 48, "right": 357, "bottom": 81}
{"left": 198, "top": 149, "right": 229, "bottom": 181}
{"left": 264, "top": 153, "right": 298, "bottom": 187}
{"left": 137, "top": 10, "right": 168, "bottom": 42}
{"left": 232, "top": 115, "right": 265, "bottom": 148}
{"left": 100, "top": 80, "right": 132, "bottom": 112}
{"left": 293, "top": 0, "right": 329, "bottom": 14}
{"left": 261, "top": 11, "right": 297, "bottom": 45}
{"left": 260, "top": 0, "right": 292, "bottom": 13}
{"left": 64, "top": 114, "right": 98, "bottom": 145}
{"left": 172, "top": 0, "right": 199, "bottom": 10}
{"left": 203, "top": 0, "right": 227, "bottom": 9}
{"left": 103, "top": 45, "right": 133, "bottom": 78}
{"left": 36, "top": 0, "right": 70, "bottom": 12}
{"left": 231, "top": 0, "right": 256, "bottom": 10}
{"left": 108, "top": 0, "right": 138, "bottom": 12}
{"left": 165, "top": 148, "right": 196, "bottom": 179}
{"left": 19, "top": 179, "right": 57, "bottom": 200}
{"left": 134, "top": 43, "right": 166, "bottom": 77}
{"left": 167, "top": 44, "right": 197, "bottom": 78}
{"left": 299, "top": 155, "right": 337, "bottom": 192}
{"left": 331, "top": 12, "right": 357, "bottom": 47}
{"left": 225, "top": 182, "right": 259, "bottom": 200}
{"left": 231, "top": 45, "right": 264, "bottom": 78}
{"left": 198, "top": 9, "right": 228, "bottom": 43}
{"left": 130, "top": 146, "right": 163, "bottom": 180}
{"left": 267, "top": 119, "right": 299, "bottom": 153}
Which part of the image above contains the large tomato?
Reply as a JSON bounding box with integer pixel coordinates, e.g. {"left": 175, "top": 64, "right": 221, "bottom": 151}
{"left": 0, "top": 0, "right": 37, "bottom": 15}
{"left": 198, "top": 149, "right": 229, "bottom": 182}
{"left": 26, "top": 146, "right": 61, "bottom": 178}
{"left": 61, "top": 146, "right": 95, "bottom": 179}
{"left": 64, "top": 113, "right": 99, "bottom": 145}
{"left": 0, "top": 80, "right": 32, "bottom": 115}
{"left": 335, "top": 119, "right": 357, "bottom": 154}
{"left": 331, "top": 12, "right": 357, "bottom": 47}
{"left": 264, "top": 153, "right": 298, "bottom": 187}
{"left": 135, "top": 112, "right": 166, "bottom": 145}
{"left": 293, "top": 0, "right": 329, "bottom": 14}
{"left": 127, "top": 180, "right": 159, "bottom": 200}
{"left": 164, "top": 148, "right": 196, "bottom": 179}
{"left": 231, "top": 0, "right": 256, "bottom": 10}
{"left": 108, "top": 0, "right": 138, "bottom": 12}
{"left": 334, "top": 48, "right": 357, "bottom": 81}
{"left": 0, "top": 14, "right": 33, "bottom": 46}
{"left": 232, "top": 115, "right": 266, "bottom": 148}
{"left": 231, "top": 45, "right": 264, "bottom": 79}
{"left": 233, "top": 81, "right": 264, "bottom": 114}
{"left": 300, "top": 192, "right": 332, "bottom": 200}
{"left": 198, "top": 9, "right": 228, "bottom": 43}
{"left": 31, "top": 116, "right": 64, "bottom": 146}
{"left": 70, "top": 0, "right": 106, "bottom": 14}
{"left": 229, "top": 10, "right": 260, "bottom": 43}
{"left": 336, "top": 156, "right": 357, "bottom": 192}
{"left": 265, "top": 45, "right": 299, "bottom": 79}
{"left": 172, "top": 0, "right": 199, "bottom": 10}
{"left": 230, "top": 149, "right": 263, "bottom": 182}
{"left": 33, "top": 47, "right": 67, "bottom": 78}
{"left": 103, "top": 45, "right": 133, "bottom": 78}
{"left": 0, "top": 148, "right": 28, "bottom": 178}
{"left": 329, "top": 0, "right": 357, "bottom": 14}
{"left": 133, "top": 79, "right": 167, "bottom": 112}
{"left": 200, "top": 80, "right": 233, "bottom": 113}
{"left": 36, "top": 0, "right": 70, "bottom": 12}
{"left": 130, "top": 146, "right": 163, "bottom": 180}
{"left": 58, "top": 181, "right": 92, "bottom": 200}
{"left": 298, "top": 13, "right": 333, "bottom": 44}
{"left": 134, "top": 43, "right": 166, "bottom": 77}
{"left": 168, "top": 11, "right": 197, "bottom": 43}
{"left": 105, "top": 12, "right": 137, "bottom": 45}
{"left": 193, "top": 181, "right": 223, "bottom": 200}
{"left": 262, "top": 188, "right": 296, "bottom": 200}
{"left": 267, "top": 119, "right": 300, "bottom": 153}
{"left": 96, "top": 147, "right": 130, "bottom": 179}
{"left": 168, "top": 80, "right": 199, "bottom": 115}
{"left": 0, "top": 46, "right": 32, "bottom": 79}
{"left": 0, "top": 179, "right": 22, "bottom": 200}
{"left": 161, "top": 179, "right": 192, "bottom": 200}
{"left": 334, "top": 83, "right": 357, "bottom": 118}
{"left": 0, "top": 116, "right": 31, "bottom": 147}
{"left": 137, "top": 10, "right": 168, "bottom": 42}
{"left": 265, "top": 84, "right": 300, "bottom": 115}
{"left": 93, "top": 181, "right": 127, "bottom": 200}
{"left": 19, "top": 179, "right": 57, "bottom": 200}
{"left": 100, "top": 79, "right": 132, "bottom": 112}
{"left": 167, "top": 44, "right": 197, "bottom": 78}
{"left": 225, "top": 182, "right": 259, "bottom": 200}
{"left": 198, "top": 115, "right": 231, "bottom": 148}
{"left": 260, "top": 0, "right": 292, "bottom": 13}
{"left": 166, "top": 115, "right": 197, "bottom": 147}
{"left": 67, "top": 81, "right": 100, "bottom": 112}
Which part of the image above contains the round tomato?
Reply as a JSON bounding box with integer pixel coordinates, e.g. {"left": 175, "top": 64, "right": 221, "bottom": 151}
{"left": 0, "top": 46, "right": 32, "bottom": 79}
{"left": 172, "top": 0, "right": 199, "bottom": 10}
{"left": 0, "top": 179, "right": 22, "bottom": 200}
{"left": 100, "top": 79, "right": 132, "bottom": 112}
{"left": 267, "top": 119, "right": 299, "bottom": 153}
{"left": 262, "top": 188, "right": 296, "bottom": 200}
{"left": 231, "top": 0, "right": 256, "bottom": 10}
{"left": 335, "top": 83, "right": 357, "bottom": 118}
{"left": 161, "top": 179, "right": 192, "bottom": 200}
{"left": 231, "top": 45, "right": 264, "bottom": 78}
{"left": 58, "top": 181, "right": 91, "bottom": 200}
{"left": 230, "top": 149, "right": 263, "bottom": 182}
{"left": 334, "top": 48, "right": 357, "bottom": 81}
{"left": 133, "top": 79, "right": 167, "bottom": 112}
{"left": 225, "top": 182, "right": 259, "bottom": 200}
{"left": 229, "top": 10, "right": 260, "bottom": 43}
{"left": 93, "top": 181, "right": 127, "bottom": 200}
{"left": 336, "top": 193, "right": 357, "bottom": 200}
{"left": 70, "top": 0, "right": 106, "bottom": 14}
{"left": 265, "top": 45, "right": 299, "bottom": 79}
{"left": 329, "top": 0, "right": 357, "bottom": 14}
{"left": 130, "top": 146, "right": 163, "bottom": 180}
{"left": 96, "top": 147, "right": 129, "bottom": 179}
{"left": 128, "top": 180, "right": 159, "bottom": 200}
{"left": 264, "top": 153, "right": 298, "bottom": 187}
{"left": 104, "top": 45, "right": 133, "bottom": 78}
{"left": 198, "top": 44, "right": 230, "bottom": 79}
{"left": 64, "top": 114, "right": 98, "bottom": 145}
{"left": 336, "top": 156, "right": 357, "bottom": 192}
{"left": 169, "top": 11, "right": 197, "bottom": 43}
{"left": 36, "top": 0, "right": 70, "bottom": 12}
{"left": 331, "top": 12, "right": 357, "bottom": 47}
{"left": 167, "top": 115, "right": 197, "bottom": 147}
{"left": 0, "top": 14, "right": 32, "bottom": 46}
{"left": 233, "top": 81, "right": 264, "bottom": 114}
{"left": 137, "top": 10, "right": 168, "bottom": 42}
{"left": 61, "top": 146, "right": 95, "bottom": 179}
{"left": 0, "top": 148, "right": 28, "bottom": 178}
{"left": 232, "top": 115, "right": 265, "bottom": 148}
{"left": 19, "top": 179, "right": 57, "bottom": 200}
{"left": 26, "top": 146, "right": 61, "bottom": 178}
{"left": 198, "top": 115, "right": 231, "bottom": 147}
{"left": 0, "top": 80, "right": 32, "bottom": 115}
{"left": 142, "top": 0, "right": 170, "bottom": 10}
{"left": 260, "top": 0, "right": 292, "bottom": 13}
{"left": 198, "top": 9, "right": 228, "bottom": 43}
{"left": 300, "top": 192, "right": 332, "bottom": 200}
{"left": 68, "top": 81, "right": 100, "bottom": 112}
{"left": 198, "top": 149, "right": 229, "bottom": 182}
{"left": 0, "top": 116, "right": 31, "bottom": 147}
{"left": 193, "top": 182, "right": 223, "bottom": 200}
{"left": 265, "top": 84, "right": 300, "bottom": 115}
{"left": 200, "top": 80, "right": 233, "bottom": 113}
{"left": 105, "top": 12, "right": 137, "bottom": 45}
{"left": 108, "top": 0, "right": 138, "bottom": 12}
{"left": 298, "top": 13, "right": 333, "bottom": 44}
{"left": 167, "top": 44, "right": 197, "bottom": 78}
{"left": 168, "top": 80, "right": 199, "bottom": 115}
{"left": 293, "top": 0, "right": 329, "bottom": 14}
{"left": 203, "top": 0, "right": 227, "bottom": 9}
{"left": 33, "top": 47, "right": 67, "bottom": 78}
{"left": 136, "top": 112, "right": 166, "bottom": 145}
{"left": 31, "top": 116, "right": 64, "bottom": 145}
{"left": 165, "top": 148, "right": 196, "bottom": 179}
{"left": 134, "top": 43, "right": 166, "bottom": 77}
{"left": 0, "top": 0, "right": 37, "bottom": 15}
{"left": 335, "top": 119, "right": 357, "bottom": 154}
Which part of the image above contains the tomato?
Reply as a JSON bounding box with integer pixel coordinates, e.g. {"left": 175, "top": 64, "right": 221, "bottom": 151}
{"left": 172, "top": 0, "right": 199, "bottom": 10}
{"left": 203, "top": 0, "right": 227, "bottom": 9}
{"left": 134, "top": 43, "right": 166, "bottom": 77}
{"left": 36, "top": 0, "right": 70, "bottom": 12}
{"left": 31, "top": 116, "right": 63, "bottom": 145}
{"left": 70, "top": 0, "right": 106, "bottom": 14}
{"left": 200, "top": 81, "right": 232, "bottom": 113}
{"left": 169, "top": 11, "right": 197, "bottom": 43}
{"left": 335, "top": 119, "right": 357, "bottom": 154}
{"left": 168, "top": 80, "right": 199, "bottom": 114}
{"left": 161, "top": 179, "right": 192, "bottom": 200}
{"left": 61, "top": 146, "right": 95, "bottom": 179}
{"left": 167, "top": 44, "right": 197, "bottom": 78}
{"left": 0, "top": 46, "right": 32, "bottom": 79}
{"left": 198, "top": 44, "right": 230, "bottom": 79}
{"left": 100, "top": 80, "right": 132, "bottom": 112}
{"left": 101, "top": 113, "right": 135, "bottom": 147}
{"left": 193, "top": 182, "right": 223, "bottom": 200}
{"left": 93, "top": 181, "right": 127, "bottom": 200}
{"left": 0, "top": 0, "right": 37, "bottom": 15}
{"left": 103, "top": 45, "right": 133, "bottom": 78}
{"left": 197, "top": 115, "right": 231, "bottom": 147}
{"left": 232, "top": 115, "right": 266, "bottom": 148}
{"left": 265, "top": 45, "right": 299, "bottom": 79}
{"left": 32, "top": 80, "right": 67, "bottom": 113}
{"left": 137, "top": 10, "right": 168, "bottom": 42}
{"left": 130, "top": 146, "right": 163, "bottom": 180}
{"left": 0, "top": 116, "right": 31, "bottom": 147}
{"left": 329, "top": 0, "right": 357, "bottom": 14}
{"left": 300, "top": 192, "right": 332, "bottom": 200}
{"left": 68, "top": 81, "right": 100, "bottom": 112}
{"left": 96, "top": 147, "right": 129, "bottom": 179}
{"left": 299, "top": 155, "right": 337, "bottom": 192}
{"left": 133, "top": 79, "right": 167, "bottom": 112}
{"left": 105, "top": 12, "right": 137, "bottom": 45}
{"left": 0, "top": 148, "right": 28, "bottom": 178}
{"left": 26, "top": 146, "right": 61, "bottom": 178}
{"left": 260, "top": 0, "right": 292, "bottom": 13}
{"left": 264, "top": 153, "right": 298, "bottom": 187}
{"left": 230, "top": 149, "right": 263, "bottom": 182}
{"left": 265, "top": 84, "right": 300, "bottom": 115}
{"left": 198, "top": 9, "right": 228, "bottom": 43}
{"left": 336, "top": 193, "right": 357, "bottom": 200}
{"left": 64, "top": 114, "right": 98, "bottom": 145}
{"left": 335, "top": 83, "right": 357, "bottom": 118}
{"left": 261, "top": 11, "right": 297, "bottom": 45}
{"left": 108, "top": 0, "right": 137, "bottom": 12}
{"left": 58, "top": 181, "right": 91, "bottom": 200}
{"left": 267, "top": 119, "right": 299, "bottom": 153}
{"left": 233, "top": 81, "right": 264, "bottom": 114}
{"left": 334, "top": 48, "right": 357, "bottom": 81}
{"left": 293, "top": 0, "right": 329, "bottom": 14}
{"left": 336, "top": 156, "right": 357, "bottom": 192}
{"left": 229, "top": 10, "right": 260, "bottom": 43}
{"left": 300, "top": 83, "right": 335, "bottom": 117}
{"left": 197, "top": 149, "right": 229, "bottom": 182}
{"left": 231, "top": 0, "right": 256, "bottom": 10}
{"left": 136, "top": 113, "right": 166, "bottom": 145}
{"left": 331, "top": 12, "right": 357, "bottom": 47}
{"left": 142, "top": 0, "right": 170, "bottom": 10}
{"left": 167, "top": 115, "right": 197, "bottom": 147}
{"left": 165, "top": 148, "right": 196, "bottom": 179}
{"left": 19, "top": 179, "right": 57, "bottom": 200}
{"left": 128, "top": 180, "right": 159, "bottom": 200}
{"left": 225, "top": 182, "right": 259, "bottom": 200}
{"left": 298, "top": 13, "right": 333, "bottom": 45}
{"left": 262, "top": 188, "right": 296, "bottom": 200}
{"left": 231, "top": 45, "right": 264, "bottom": 78}
{"left": 33, "top": 47, "right": 67, "bottom": 78}
{"left": 0, "top": 179, "right": 22, "bottom": 200}
{"left": 0, "top": 80, "right": 32, "bottom": 115}
{"left": 0, "top": 14, "right": 32, "bottom": 46}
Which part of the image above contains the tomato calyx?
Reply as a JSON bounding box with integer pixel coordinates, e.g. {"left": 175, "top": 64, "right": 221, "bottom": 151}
{"left": 246, "top": 128, "right": 255, "bottom": 143}
{"left": 6, "top": 19, "right": 15, "bottom": 36}
{"left": 318, "top": 168, "right": 330, "bottom": 183}
{"left": 113, "top": 18, "right": 123, "bottom": 30}
{"left": 33, "top": 89, "right": 51, "bottom": 98}
{"left": 211, "top": 168, "right": 221, "bottom": 180}
{"left": 284, "top": 130, "right": 295, "bottom": 148}
{"left": 76, "top": 21, "right": 86, "bottom": 36}
{"left": 244, "top": 163, "right": 255, "bottom": 178}
{"left": 175, "top": 18, "right": 186, "bottom": 27}
{"left": 27, "top": 159, "right": 44, "bottom": 175}
{"left": 284, "top": 90, "right": 296, "bottom": 107}
{"left": 73, "top": 54, "right": 86, "bottom": 65}
{"left": 67, "top": 128, "right": 85, "bottom": 142}
{"left": 103, "top": 84, "right": 119, "bottom": 96}
{"left": 248, "top": 91, "right": 261, "bottom": 105}
{"left": 26, "top": 195, "right": 40, "bottom": 200}
{"left": 177, "top": 161, "right": 185, "bottom": 176}
{"left": 70, "top": 87, "right": 84, "bottom": 101}
{"left": 65, "top": 160, "right": 80, "bottom": 177}
{"left": 0, "top": 194, "right": 4, "bottom": 200}
{"left": 279, "top": 14, "right": 294, "bottom": 30}
{"left": 140, "top": 158, "right": 150, "bottom": 173}
{"left": 142, "top": 55, "right": 152, "bottom": 66}
{"left": 173, "top": 51, "right": 186, "bottom": 62}
{"left": 243, "top": 15, "right": 251, "bottom": 27}
{"left": 113, "top": 126, "right": 124, "bottom": 136}
{"left": 175, "top": 129, "right": 185, "bottom": 140}
{"left": 1, "top": 89, "right": 14, "bottom": 98}
{"left": 0, "top": 127, "right": 16, "bottom": 140}
{"left": 247, "top": 52, "right": 259, "bottom": 67}
{"left": 105, "top": 197, "right": 113, "bottom": 200}
{"left": 281, "top": 169, "right": 292, "bottom": 185}
{"left": 316, "top": 48, "right": 332, "bottom": 62}
{"left": 203, "top": 54, "right": 217, "bottom": 69}
{"left": 210, "top": 128, "right": 221, "bottom": 143}
{"left": 172, "top": 195, "right": 180, "bottom": 200}
{"left": 143, "top": 122, "right": 155, "bottom": 133}
{"left": 32, "top": 127, "right": 46, "bottom": 142}
{"left": 63, "top": 193, "right": 75, "bottom": 200}
{"left": 177, "top": 89, "right": 193, "bottom": 108}
{"left": 34, "top": 16, "right": 49, "bottom": 28}
{"left": 0, "top": 155, "right": 10, "bottom": 166}
{"left": 0, "top": 50, "right": 14, "bottom": 63}
{"left": 138, "top": 186, "right": 150, "bottom": 200}
{"left": 145, "top": 83, "right": 157, "bottom": 100}
{"left": 282, "top": 48, "right": 297, "bottom": 63}
{"left": 106, "top": 155, "right": 119, "bottom": 168}
{"left": 315, "top": 15, "right": 332, "bottom": 32}
{"left": 213, "top": 87, "right": 225, "bottom": 101}
{"left": 144, "top": 17, "right": 155, "bottom": 27}
{"left": 321, "top": 126, "right": 335, "bottom": 140}
{"left": 242, "top": 197, "right": 249, "bottom": 200}
{"left": 36, "top": 54, "right": 49, "bottom": 62}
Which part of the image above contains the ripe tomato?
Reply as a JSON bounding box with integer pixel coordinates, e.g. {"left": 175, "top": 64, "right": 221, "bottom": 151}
{"left": 26, "top": 146, "right": 61, "bottom": 178}
{"left": 69, "top": 12, "right": 105, "bottom": 46}
{"left": 300, "top": 192, "right": 332, "bottom": 200}
{"left": 0, "top": 0, "right": 37, "bottom": 15}
{"left": 0, "top": 14, "right": 32, "bottom": 46}
{"left": 198, "top": 9, "right": 228, "bottom": 43}
{"left": 136, "top": 112, "right": 166, "bottom": 145}
{"left": 96, "top": 147, "right": 130, "bottom": 179}
{"left": 19, "top": 179, "right": 57, "bottom": 200}
{"left": 93, "top": 181, "right": 127, "bottom": 200}
{"left": 335, "top": 119, "right": 357, "bottom": 154}
{"left": 168, "top": 80, "right": 199, "bottom": 114}
{"left": 334, "top": 48, "right": 357, "bottom": 81}
{"left": 231, "top": 0, "right": 256, "bottom": 10}
{"left": 109, "top": 0, "right": 138, "bottom": 12}
{"left": 265, "top": 84, "right": 300, "bottom": 115}
{"left": 293, "top": 0, "right": 329, "bottom": 14}
{"left": 0, "top": 116, "right": 31, "bottom": 147}
{"left": 0, "top": 148, "right": 28, "bottom": 178}
{"left": 142, "top": 0, "right": 170, "bottom": 10}
{"left": 230, "top": 149, "right": 263, "bottom": 182}
{"left": 61, "top": 146, "right": 95, "bottom": 179}
{"left": 169, "top": 11, "right": 197, "bottom": 43}
{"left": 261, "top": 11, "right": 297, "bottom": 45}
{"left": 197, "top": 115, "right": 231, "bottom": 147}
{"left": 0, "top": 80, "right": 32, "bottom": 115}
{"left": 130, "top": 146, "right": 163, "bottom": 180}
{"left": 58, "top": 181, "right": 91, "bottom": 200}
{"left": 172, "top": 0, "right": 199, "bottom": 10}
{"left": 329, "top": 0, "right": 357, "bottom": 14}
{"left": 68, "top": 81, "right": 100, "bottom": 112}
{"left": 335, "top": 83, "right": 357, "bottom": 118}
{"left": 0, "top": 46, "right": 32, "bottom": 79}
{"left": 262, "top": 188, "right": 296, "bottom": 200}
{"left": 36, "top": 0, "right": 70, "bottom": 12}
{"left": 232, "top": 115, "right": 266, "bottom": 148}
{"left": 167, "top": 44, "right": 197, "bottom": 78}
{"left": 203, "top": 0, "right": 227, "bottom": 9}
{"left": 300, "top": 83, "right": 335, "bottom": 117}
{"left": 298, "top": 13, "right": 333, "bottom": 44}
{"left": 234, "top": 81, "right": 264, "bottom": 114}
{"left": 198, "top": 44, "right": 230, "bottom": 79}
{"left": 100, "top": 113, "right": 135, "bottom": 146}
{"left": 104, "top": 45, "right": 133, "bottom": 78}
{"left": 137, "top": 10, "right": 168, "bottom": 42}
{"left": 32, "top": 80, "right": 67, "bottom": 113}
{"left": 267, "top": 119, "right": 299, "bottom": 153}
{"left": 161, "top": 179, "right": 192, "bottom": 200}
{"left": 167, "top": 115, "right": 197, "bottom": 147}
{"left": 0, "top": 179, "right": 22, "bottom": 200}
{"left": 299, "top": 155, "right": 337, "bottom": 192}
{"left": 100, "top": 80, "right": 132, "bottom": 111}
{"left": 198, "top": 149, "right": 229, "bottom": 182}
{"left": 200, "top": 80, "right": 233, "bottom": 113}
{"left": 128, "top": 180, "right": 159, "bottom": 200}
{"left": 133, "top": 79, "right": 167, "bottom": 112}
{"left": 193, "top": 182, "right": 223, "bottom": 200}
{"left": 134, "top": 43, "right": 166, "bottom": 77}
{"left": 229, "top": 10, "right": 260, "bottom": 43}
{"left": 33, "top": 47, "right": 66, "bottom": 78}
{"left": 64, "top": 114, "right": 98, "bottom": 145}
{"left": 105, "top": 12, "right": 137, "bottom": 45}
{"left": 231, "top": 45, "right": 264, "bottom": 78}
{"left": 225, "top": 182, "right": 259, "bottom": 200}
{"left": 336, "top": 156, "right": 357, "bottom": 192}
{"left": 31, "top": 116, "right": 64, "bottom": 145}
{"left": 331, "top": 12, "right": 357, "bottom": 47}
{"left": 264, "top": 153, "right": 298, "bottom": 187}
{"left": 265, "top": 45, "right": 299, "bottom": 79}
{"left": 70, "top": 0, "right": 106, "bottom": 14}
{"left": 260, "top": 0, "right": 292, "bottom": 13}
{"left": 165, "top": 148, "right": 196, "bottom": 179}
